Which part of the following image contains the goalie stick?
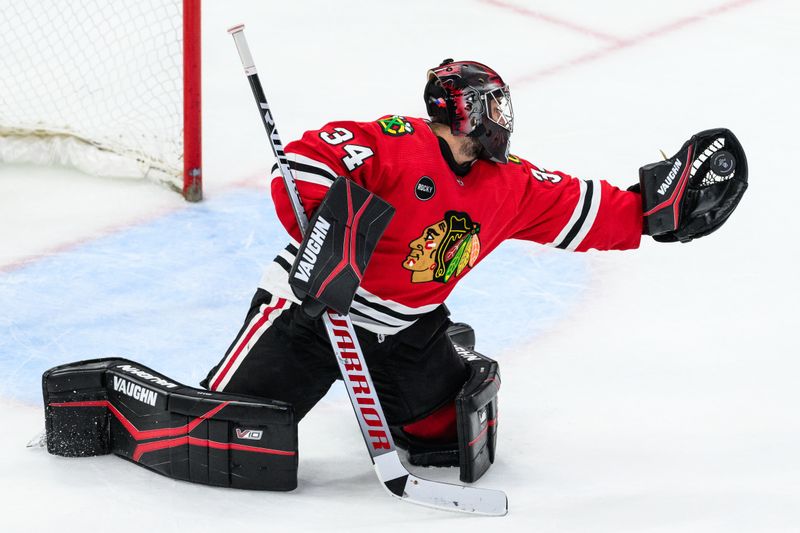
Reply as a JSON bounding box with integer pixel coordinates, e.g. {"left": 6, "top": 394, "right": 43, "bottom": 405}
{"left": 228, "top": 25, "right": 507, "bottom": 516}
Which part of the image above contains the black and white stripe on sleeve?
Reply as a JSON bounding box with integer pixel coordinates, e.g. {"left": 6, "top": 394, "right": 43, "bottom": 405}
{"left": 272, "top": 242, "right": 299, "bottom": 273}
{"left": 271, "top": 153, "right": 338, "bottom": 188}
{"left": 550, "top": 179, "right": 602, "bottom": 251}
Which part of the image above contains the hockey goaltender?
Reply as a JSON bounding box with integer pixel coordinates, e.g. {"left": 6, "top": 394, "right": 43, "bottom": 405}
{"left": 40, "top": 58, "right": 747, "bottom": 510}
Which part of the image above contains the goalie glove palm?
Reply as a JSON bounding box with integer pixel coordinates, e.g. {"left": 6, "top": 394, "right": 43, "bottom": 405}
{"left": 639, "top": 128, "right": 748, "bottom": 243}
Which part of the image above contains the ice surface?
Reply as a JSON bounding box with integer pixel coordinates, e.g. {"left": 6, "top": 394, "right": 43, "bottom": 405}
{"left": 0, "top": 189, "right": 586, "bottom": 404}
{"left": 1, "top": 1, "right": 799, "bottom": 532}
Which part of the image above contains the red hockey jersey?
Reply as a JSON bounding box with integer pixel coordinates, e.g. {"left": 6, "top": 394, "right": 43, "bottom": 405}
{"left": 259, "top": 115, "right": 642, "bottom": 335}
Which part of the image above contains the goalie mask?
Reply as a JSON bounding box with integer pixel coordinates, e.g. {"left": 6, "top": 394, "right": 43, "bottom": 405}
{"left": 424, "top": 59, "right": 513, "bottom": 163}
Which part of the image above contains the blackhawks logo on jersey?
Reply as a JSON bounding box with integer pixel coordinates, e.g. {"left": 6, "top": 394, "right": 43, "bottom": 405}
{"left": 378, "top": 115, "right": 415, "bottom": 137}
{"left": 403, "top": 211, "right": 481, "bottom": 284}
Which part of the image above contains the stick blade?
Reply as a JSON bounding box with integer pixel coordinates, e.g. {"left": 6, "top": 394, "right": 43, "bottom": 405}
{"left": 395, "top": 473, "right": 508, "bottom": 516}
{"left": 374, "top": 451, "right": 507, "bottom": 516}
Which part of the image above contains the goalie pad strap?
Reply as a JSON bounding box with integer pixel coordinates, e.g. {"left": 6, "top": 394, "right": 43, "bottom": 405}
{"left": 43, "top": 358, "right": 298, "bottom": 491}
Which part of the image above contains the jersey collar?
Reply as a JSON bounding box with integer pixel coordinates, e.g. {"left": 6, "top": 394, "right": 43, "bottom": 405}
{"left": 436, "top": 136, "right": 474, "bottom": 178}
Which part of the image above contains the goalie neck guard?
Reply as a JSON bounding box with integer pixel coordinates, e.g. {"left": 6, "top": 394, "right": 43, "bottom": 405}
{"left": 424, "top": 59, "right": 513, "bottom": 164}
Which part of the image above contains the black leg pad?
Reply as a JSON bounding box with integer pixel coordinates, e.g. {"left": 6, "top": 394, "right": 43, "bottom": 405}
{"left": 455, "top": 348, "right": 500, "bottom": 483}
{"left": 43, "top": 358, "right": 298, "bottom": 491}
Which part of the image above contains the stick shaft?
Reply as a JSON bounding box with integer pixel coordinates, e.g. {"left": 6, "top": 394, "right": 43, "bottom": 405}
{"left": 228, "top": 25, "right": 398, "bottom": 462}
{"left": 229, "top": 26, "right": 308, "bottom": 232}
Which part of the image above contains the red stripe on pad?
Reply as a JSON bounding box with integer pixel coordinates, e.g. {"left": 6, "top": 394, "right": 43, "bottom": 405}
{"left": 468, "top": 418, "right": 497, "bottom": 447}
{"left": 49, "top": 399, "right": 296, "bottom": 462}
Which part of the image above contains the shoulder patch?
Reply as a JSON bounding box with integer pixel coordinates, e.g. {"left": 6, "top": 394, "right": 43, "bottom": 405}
{"left": 377, "top": 115, "right": 415, "bottom": 137}
{"left": 508, "top": 154, "right": 522, "bottom": 164}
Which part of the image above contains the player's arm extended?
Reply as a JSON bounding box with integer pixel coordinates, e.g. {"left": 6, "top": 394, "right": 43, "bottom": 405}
{"left": 510, "top": 161, "right": 643, "bottom": 252}
{"left": 270, "top": 120, "right": 379, "bottom": 242}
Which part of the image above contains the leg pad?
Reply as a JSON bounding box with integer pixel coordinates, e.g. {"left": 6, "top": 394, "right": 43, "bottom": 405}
{"left": 43, "top": 358, "right": 298, "bottom": 491}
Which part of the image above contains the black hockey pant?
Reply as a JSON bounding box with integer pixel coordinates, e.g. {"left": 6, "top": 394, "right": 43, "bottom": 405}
{"left": 202, "top": 289, "right": 468, "bottom": 425}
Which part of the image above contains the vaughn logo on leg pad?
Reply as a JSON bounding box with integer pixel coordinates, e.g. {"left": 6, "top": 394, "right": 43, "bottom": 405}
{"left": 292, "top": 216, "right": 331, "bottom": 283}
{"left": 115, "top": 364, "right": 178, "bottom": 389}
{"left": 112, "top": 375, "right": 158, "bottom": 407}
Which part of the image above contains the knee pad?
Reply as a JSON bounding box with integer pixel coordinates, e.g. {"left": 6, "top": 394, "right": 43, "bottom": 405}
{"left": 446, "top": 321, "right": 476, "bottom": 350}
{"left": 43, "top": 358, "right": 298, "bottom": 491}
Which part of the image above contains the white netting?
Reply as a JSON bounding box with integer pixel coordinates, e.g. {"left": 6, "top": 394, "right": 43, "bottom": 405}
{"left": 0, "top": 0, "right": 184, "bottom": 190}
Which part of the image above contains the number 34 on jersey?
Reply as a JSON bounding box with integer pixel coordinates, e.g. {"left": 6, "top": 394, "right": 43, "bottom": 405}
{"left": 319, "top": 126, "right": 374, "bottom": 172}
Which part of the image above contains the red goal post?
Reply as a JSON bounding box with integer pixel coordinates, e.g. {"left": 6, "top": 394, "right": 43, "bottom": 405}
{"left": 0, "top": 0, "right": 203, "bottom": 201}
{"left": 183, "top": 0, "right": 202, "bottom": 201}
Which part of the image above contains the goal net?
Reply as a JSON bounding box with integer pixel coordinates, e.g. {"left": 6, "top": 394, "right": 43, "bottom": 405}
{"left": 0, "top": 0, "right": 202, "bottom": 201}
